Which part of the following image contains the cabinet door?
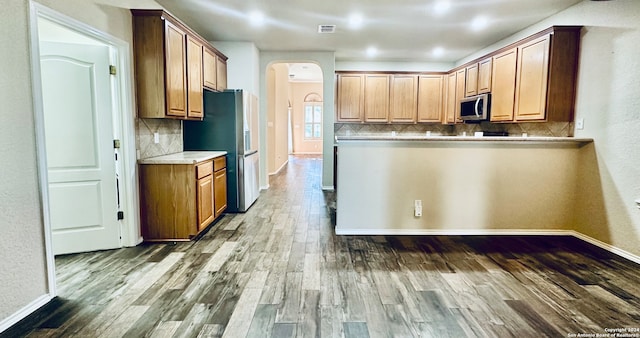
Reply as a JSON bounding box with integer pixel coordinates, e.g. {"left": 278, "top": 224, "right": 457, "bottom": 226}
{"left": 455, "top": 69, "right": 466, "bottom": 123}
{"left": 443, "top": 72, "right": 457, "bottom": 124}
{"left": 364, "top": 74, "right": 390, "bottom": 123}
{"left": 216, "top": 56, "right": 227, "bottom": 91}
{"left": 336, "top": 74, "right": 364, "bottom": 122}
{"left": 465, "top": 64, "right": 478, "bottom": 97}
{"left": 214, "top": 169, "right": 227, "bottom": 217}
{"left": 515, "top": 35, "right": 550, "bottom": 121}
{"left": 186, "top": 36, "right": 203, "bottom": 119}
{"left": 417, "top": 75, "right": 443, "bottom": 123}
{"left": 203, "top": 47, "right": 217, "bottom": 91}
{"left": 478, "top": 57, "right": 492, "bottom": 94}
{"left": 390, "top": 75, "right": 418, "bottom": 123}
{"left": 197, "top": 174, "right": 214, "bottom": 232}
{"left": 164, "top": 21, "right": 188, "bottom": 118}
{"left": 491, "top": 48, "right": 517, "bottom": 122}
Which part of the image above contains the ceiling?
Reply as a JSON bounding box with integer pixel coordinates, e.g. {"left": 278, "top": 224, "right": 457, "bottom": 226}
{"left": 155, "top": 0, "right": 584, "bottom": 63}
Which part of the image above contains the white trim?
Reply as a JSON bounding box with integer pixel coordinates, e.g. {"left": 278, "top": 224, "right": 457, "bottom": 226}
{"left": 570, "top": 231, "right": 640, "bottom": 265}
{"left": 260, "top": 184, "right": 270, "bottom": 190}
{"left": 269, "top": 160, "right": 289, "bottom": 176}
{"left": 321, "top": 185, "right": 335, "bottom": 191}
{"left": 293, "top": 152, "right": 323, "bottom": 155}
{"left": 28, "top": 0, "right": 57, "bottom": 300}
{"left": 334, "top": 228, "right": 640, "bottom": 265}
{"left": 0, "top": 294, "right": 53, "bottom": 333}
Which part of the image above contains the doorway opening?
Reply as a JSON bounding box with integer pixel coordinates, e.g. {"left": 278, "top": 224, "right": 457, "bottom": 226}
{"left": 266, "top": 62, "right": 324, "bottom": 177}
{"left": 29, "top": 3, "right": 139, "bottom": 296}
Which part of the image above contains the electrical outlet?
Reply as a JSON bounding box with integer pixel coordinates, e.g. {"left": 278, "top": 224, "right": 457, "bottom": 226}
{"left": 154, "top": 132, "right": 159, "bottom": 144}
{"left": 414, "top": 200, "right": 422, "bottom": 217}
{"left": 576, "top": 118, "right": 584, "bottom": 130}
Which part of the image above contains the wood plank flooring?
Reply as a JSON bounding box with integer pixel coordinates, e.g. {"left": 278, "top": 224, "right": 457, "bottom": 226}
{"left": 4, "top": 155, "right": 640, "bottom": 338}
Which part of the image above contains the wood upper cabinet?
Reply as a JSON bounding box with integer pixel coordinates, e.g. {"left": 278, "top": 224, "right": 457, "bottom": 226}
{"left": 478, "top": 57, "right": 492, "bottom": 94}
{"left": 164, "top": 21, "right": 188, "bottom": 118}
{"left": 336, "top": 73, "right": 365, "bottom": 122}
{"left": 443, "top": 72, "right": 457, "bottom": 124}
{"left": 514, "top": 35, "right": 550, "bottom": 121}
{"left": 389, "top": 75, "right": 418, "bottom": 123}
{"left": 139, "top": 155, "right": 227, "bottom": 241}
{"left": 465, "top": 64, "right": 478, "bottom": 97}
{"left": 132, "top": 10, "right": 228, "bottom": 119}
{"left": 417, "top": 75, "right": 444, "bottom": 123}
{"left": 490, "top": 48, "right": 518, "bottom": 122}
{"left": 186, "top": 35, "right": 203, "bottom": 119}
{"left": 364, "top": 74, "right": 390, "bottom": 122}
{"left": 455, "top": 69, "right": 466, "bottom": 123}
{"left": 203, "top": 47, "right": 217, "bottom": 91}
{"left": 216, "top": 56, "right": 228, "bottom": 91}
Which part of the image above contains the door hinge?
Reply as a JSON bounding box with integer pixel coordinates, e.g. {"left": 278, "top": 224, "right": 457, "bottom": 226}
{"left": 117, "top": 211, "right": 124, "bottom": 220}
{"left": 109, "top": 65, "right": 117, "bottom": 75}
{"left": 113, "top": 139, "right": 121, "bottom": 149}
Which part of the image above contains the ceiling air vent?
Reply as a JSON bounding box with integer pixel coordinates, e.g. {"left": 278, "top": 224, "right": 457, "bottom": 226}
{"left": 318, "top": 25, "right": 336, "bottom": 34}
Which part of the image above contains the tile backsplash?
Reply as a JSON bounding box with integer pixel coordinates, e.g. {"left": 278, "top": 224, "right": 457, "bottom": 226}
{"left": 335, "top": 121, "right": 574, "bottom": 137}
{"left": 136, "top": 118, "right": 182, "bottom": 159}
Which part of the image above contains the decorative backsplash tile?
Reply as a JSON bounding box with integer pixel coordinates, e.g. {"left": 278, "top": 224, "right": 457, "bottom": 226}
{"left": 335, "top": 122, "right": 573, "bottom": 137}
{"left": 136, "top": 118, "right": 183, "bottom": 159}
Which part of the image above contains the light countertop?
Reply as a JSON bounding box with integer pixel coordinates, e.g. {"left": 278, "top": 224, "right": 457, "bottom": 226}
{"left": 138, "top": 151, "right": 227, "bottom": 165}
{"left": 335, "top": 135, "right": 593, "bottom": 146}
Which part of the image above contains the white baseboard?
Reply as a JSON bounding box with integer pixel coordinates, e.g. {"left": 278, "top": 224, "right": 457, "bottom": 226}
{"left": 322, "top": 186, "right": 335, "bottom": 191}
{"left": 268, "top": 160, "right": 288, "bottom": 176}
{"left": 334, "top": 228, "right": 640, "bottom": 265}
{"left": 0, "top": 294, "right": 53, "bottom": 333}
{"left": 260, "top": 185, "right": 270, "bottom": 191}
{"left": 569, "top": 231, "right": 640, "bottom": 265}
{"left": 292, "top": 152, "right": 322, "bottom": 155}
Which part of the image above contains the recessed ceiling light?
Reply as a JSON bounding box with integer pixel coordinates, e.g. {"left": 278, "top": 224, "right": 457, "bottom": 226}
{"left": 432, "top": 46, "right": 445, "bottom": 57}
{"left": 433, "top": 1, "right": 451, "bottom": 15}
{"left": 348, "top": 13, "right": 364, "bottom": 29}
{"left": 471, "top": 16, "right": 489, "bottom": 31}
{"left": 248, "top": 10, "right": 265, "bottom": 27}
{"left": 366, "top": 46, "right": 378, "bottom": 58}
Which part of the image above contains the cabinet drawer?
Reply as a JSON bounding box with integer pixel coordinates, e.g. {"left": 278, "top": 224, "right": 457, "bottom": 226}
{"left": 213, "top": 156, "right": 226, "bottom": 171}
{"left": 196, "top": 161, "right": 213, "bottom": 179}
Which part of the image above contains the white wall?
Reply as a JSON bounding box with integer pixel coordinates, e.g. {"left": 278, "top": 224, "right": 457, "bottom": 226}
{"left": 456, "top": 0, "right": 640, "bottom": 257}
{"left": 259, "top": 52, "right": 335, "bottom": 189}
{"left": 211, "top": 41, "right": 260, "bottom": 95}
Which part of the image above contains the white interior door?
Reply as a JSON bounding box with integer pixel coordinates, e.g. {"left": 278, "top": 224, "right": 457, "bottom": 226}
{"left": 40, "top": 41, "right": 121, "bottom": 255}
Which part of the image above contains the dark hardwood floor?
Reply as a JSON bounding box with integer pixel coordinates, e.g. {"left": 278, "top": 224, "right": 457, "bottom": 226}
{"left": 4, "top": 155, "right": 640, "bottom": 338}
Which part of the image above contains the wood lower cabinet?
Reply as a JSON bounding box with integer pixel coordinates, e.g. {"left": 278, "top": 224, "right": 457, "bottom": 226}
{"left": 417, "top": 75, "right": 443, "bottom": 123}
{"left": 139, "top": 155, "right": 227, "bottom": 241}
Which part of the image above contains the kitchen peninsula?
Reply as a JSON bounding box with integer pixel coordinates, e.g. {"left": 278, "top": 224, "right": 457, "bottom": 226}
{"left": 335, "top": 136, "right": 593, "bottom": 235}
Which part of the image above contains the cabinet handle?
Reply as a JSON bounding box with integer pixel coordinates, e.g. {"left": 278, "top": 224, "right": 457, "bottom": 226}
{"left": 474, "top": 97, "right": 481, "bottom": 117}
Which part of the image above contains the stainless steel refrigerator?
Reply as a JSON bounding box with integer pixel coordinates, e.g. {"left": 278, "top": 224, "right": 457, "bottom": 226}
{"left": 183, "top": 89, "right": 260, "bottom": 212}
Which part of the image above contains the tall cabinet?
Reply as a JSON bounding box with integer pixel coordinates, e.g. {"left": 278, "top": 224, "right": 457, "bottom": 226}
{"left": 132, "top": 10, "right": 228, "bottom": 120}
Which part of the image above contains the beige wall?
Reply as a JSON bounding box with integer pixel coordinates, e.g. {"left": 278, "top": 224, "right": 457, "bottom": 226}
{"left": 266, "top": 64, "right": 291, "bottom": 174}
{"left": 290, "top": 82, "right": 323, "bottom": 154}
{"left": 337, "top": 141, "right": 582, "bottom": 234}
{"left": 0, "top": 0, "right": 49, "bottom": 324}
{"left": 456, "top": 0, "right": 640, "bottom": 258}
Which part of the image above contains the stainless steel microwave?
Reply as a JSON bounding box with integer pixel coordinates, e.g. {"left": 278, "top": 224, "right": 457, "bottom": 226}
{"left": 460, "top": 93, "right": 490, "bottom": 122}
